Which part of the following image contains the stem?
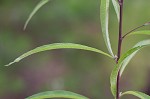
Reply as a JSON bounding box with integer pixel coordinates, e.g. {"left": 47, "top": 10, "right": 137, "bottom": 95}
{"left": 116, "top": 71, "right": 121, "bottom": 99}
{"left": 117, "top": 3, "right": 123, "bottom": 61}
{"left": 116, "top": 0, "right": 124, "bottom": 99}
{"left": 122, "top": 22, "right": 150, "bottom": 38}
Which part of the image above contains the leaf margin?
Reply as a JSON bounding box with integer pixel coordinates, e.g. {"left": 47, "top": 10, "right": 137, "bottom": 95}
{"left": 127, "top": 30, "right": 150, "bottom": 36}
{"left": 24, "top": 0, "right": 50, "bottom": 30}
{"left": 110, "top": 39, "right": 150, "bottom": 97}
{"left": 6, "top": 43, "right": 112, "bottom": 66}
{"left": 110, "top": 46, "right": 144, "bottom": 97}
{"left": 121, "top": 91, "right": 150, "bottom": 99}
{"left": 25, "top": 90, "right": 89, "bottom": 99}
{"left": 120, "top": 39, "right": 150, "bottom": 75}
{"left": 100, "top": 0, "right": 115, "bottom": 57}
{"left": 111, "top": 0, "right": 119, "bottom": 21}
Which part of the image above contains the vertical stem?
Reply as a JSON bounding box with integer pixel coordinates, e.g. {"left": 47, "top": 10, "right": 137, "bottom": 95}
{"left": 117, "top": 0, "right": 123, "bottom": 61}
{"left": 116, "top": 0, "right": 124, "bottom": 99}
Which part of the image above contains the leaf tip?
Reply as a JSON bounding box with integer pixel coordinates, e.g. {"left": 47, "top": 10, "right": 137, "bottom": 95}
{"left": 5, "top": 62, "right": 15, "bottom": 66}
{"left": 23, "top": 26, "right": 26, "bottom": 31}
{"left": 23, "top": 22, "right": 28, "bottom": 30}
{"left": 5, "top": 58, "right": 20, "bottom": 66}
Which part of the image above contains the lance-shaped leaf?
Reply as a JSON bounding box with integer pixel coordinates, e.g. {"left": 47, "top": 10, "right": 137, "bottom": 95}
{"left": 111, "top": 0, "right": 119, "bottom": 21}
{"left": 24, "top": 0, "right": 50, "bottom": 30}
{"left": 110, "top": 46, "right": 144, "bottom": 97}
{"left": 100, "top": 0, "right": 114, "bottom": 57}
{"left": 25, "top": 90, "right": 89, "bottom": 99}
{"left": 127, "top": 30, "right": 150, "bottom": 36}
{"left": 120, "top": 39, "right": 150, "bottom": 75}
{"left": 121, "top": 91, "right": 150, "bottom": 99}
{"left": 6, "top": 43, "right": 112, "bottom": 66}
{"left": 110, "top": 40, "right": 150, "bottom": 97}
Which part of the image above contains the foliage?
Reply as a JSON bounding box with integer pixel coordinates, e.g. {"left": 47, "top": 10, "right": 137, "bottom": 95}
{"left": 26, "top": 90, "right": 89, "bottom": 99}
{"left": 6, "top": 0, "right": 150, "bottom": 99}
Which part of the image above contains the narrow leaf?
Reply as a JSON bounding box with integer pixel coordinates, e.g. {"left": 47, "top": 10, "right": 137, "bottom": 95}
{"left": 128, "top": 30, "right": 150, "bottom": 36}
{"left": 100, "top": 0, "right": 114, "bottom": 57}
{"left": 110, "top": 46, "right": 144, "bottom": 97}
{"left": 6, "top": 43, "right": 112, "bottom": 66}
{"left": 120, "top": 39, "right": 150, "bottom": 75}
{"left": 111, "top": 0, "right": 119, "bottom": 21}
{"left": 121, "top": 91, "right": 150, "bottom": 99}
{"left": 24, "top": 0, "right": 50, "bottom": 30}
{"left": 25, "top": 90, "right": 89, "bottom": 99}
{"left": 111, "top": 40, "right": 150, "bottom": 97}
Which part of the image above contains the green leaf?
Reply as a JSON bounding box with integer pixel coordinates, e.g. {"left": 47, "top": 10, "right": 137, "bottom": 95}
{"left": 25, "top": 90, "right": 89, "bottom": 99}
{"left": 110, "top": 46, "right": 144, "bottom": 97}
{"left": 111, "top": 0, "right": 119, "bottom": 21}
{"left": 128, "top": 30, "right": 150, "bottom": 36}
{"left": 120, "top": 39, "right": 150, "bottom": 76}
{"left": 110, "top": 40, "right": 150, "bottom": 97}
{"left": 121, "top": 91, "right": 150, "bottom": 99}
{"left": 24, "top": 0, "right": 50, "bottom": 30}
{"left": 6, "top": 43, "right": 112, "bottom": 66}
{"left": 100, "top": 0, "right": 114, "bottom": 57}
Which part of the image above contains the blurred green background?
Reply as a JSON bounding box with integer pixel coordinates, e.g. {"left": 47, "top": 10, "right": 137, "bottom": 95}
{"left": 0, "top": 0, "right": 150, "bottom": 99}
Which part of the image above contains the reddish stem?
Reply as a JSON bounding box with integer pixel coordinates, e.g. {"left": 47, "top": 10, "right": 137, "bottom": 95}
{"left": 116, "top": 0, "right": 124, "bottom": 99}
